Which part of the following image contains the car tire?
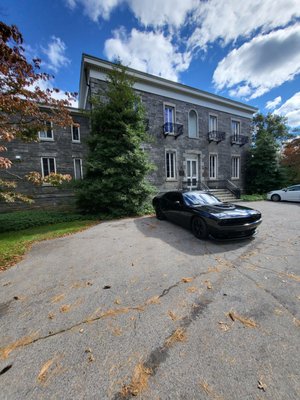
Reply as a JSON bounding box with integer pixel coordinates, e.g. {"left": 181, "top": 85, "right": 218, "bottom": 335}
{"left": 155, "top": 204, "right": 166, "bottom": 220}
{"left": 271, "top": 194, "right": 281, "bottom": 202}
{"left": 191, "top": 217, "right": 208, "bottom": 239}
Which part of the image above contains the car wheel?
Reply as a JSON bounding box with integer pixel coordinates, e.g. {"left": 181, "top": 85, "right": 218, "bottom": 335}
{"left": 191, "top": 217, "right": 208, "bottom": 239}
{"left": 271, "top": 194, "right": 281, "bottom": 202}
{"left": 155, "top": 204, "right": 166, "bottom": 220}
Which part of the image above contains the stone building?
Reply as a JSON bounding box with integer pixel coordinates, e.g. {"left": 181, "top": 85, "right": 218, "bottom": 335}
{"left": 79, "top": 55, "right": 257, "bottom": 198}
{"left": 0, "top": 108, "right": 89, "bottom": 211}
{"left": 1, "top": 55, "right": 257, "bottom": 210}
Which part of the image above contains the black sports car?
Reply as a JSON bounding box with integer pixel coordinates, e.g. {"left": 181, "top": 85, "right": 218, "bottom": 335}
{"left": 152, "top": 191, "right": 262, "bottom": 240}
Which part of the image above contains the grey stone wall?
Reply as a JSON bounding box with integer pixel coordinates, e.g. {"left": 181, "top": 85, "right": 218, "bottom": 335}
{"left": 0, "top": 112, "right": 89, "bottom": 212}
{"left": 90, "top": 78, "right": 252, "bottom": 193}
{"left": 1, "top": 78, "right": 253, "bottom": 213}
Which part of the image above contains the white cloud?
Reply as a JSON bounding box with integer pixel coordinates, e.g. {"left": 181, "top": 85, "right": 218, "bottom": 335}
{"left": 65, "top": 0, "right": 123, "bottom": 21}
{"left": 266, "top": 96, "right": 282, "bottom": 110}
{"left": 42, "top": 36, "right": 70, "bottom": 72}
{"left": 65, "top": 0, "right": 196, "bottom": 27}
{"left": 274, "top": 92, "right": 300, "bottom": 127}
{"left": 128, "top": 0, "right": 197, "bottom": 28}
{"left": 28, "top": 78, "right": 78, "bottom": 108}
{"left": 188, "top": 0, "right": 300, "bottom": 51}
{"left": 213, "top": 24, "right": 300, "bottom": 99}
{"left": 104, "top": 28, "right": 191, "bottom": 81}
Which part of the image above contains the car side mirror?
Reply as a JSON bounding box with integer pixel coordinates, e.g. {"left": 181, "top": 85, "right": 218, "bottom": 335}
{"left": 283, "top": 188, "right": 287, "bottom": 192}
{"left": 174, "top": 200, "right": 181, "bottom": 206}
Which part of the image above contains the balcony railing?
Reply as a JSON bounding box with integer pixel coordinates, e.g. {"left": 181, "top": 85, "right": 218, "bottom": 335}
{"left": 231, "top": 134, "right": 249, "bottom": 146}
{"left": 162, "top": 122, "right": 183, "bottom": 139}
{"left": 208, "top": 131, "right": 226, "bottom": 143}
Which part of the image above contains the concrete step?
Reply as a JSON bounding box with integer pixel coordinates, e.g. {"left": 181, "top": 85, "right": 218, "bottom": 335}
{"left": 208, "top": 189, "right": 237, "bottom": 203}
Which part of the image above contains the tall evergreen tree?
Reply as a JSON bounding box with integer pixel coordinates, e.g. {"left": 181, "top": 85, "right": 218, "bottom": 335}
{"left": 245, "top": 113, "right": 289, "bottom": 194}
{"left": 76, "top": 63, "right": 154, "bottom": 215}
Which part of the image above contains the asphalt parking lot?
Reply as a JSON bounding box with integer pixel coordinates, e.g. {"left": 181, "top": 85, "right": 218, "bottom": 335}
{"left": 0, "top": 201, "right": 299, "bottom": 399}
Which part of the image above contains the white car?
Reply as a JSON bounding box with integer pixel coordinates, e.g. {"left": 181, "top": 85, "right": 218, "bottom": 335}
{"left": 267, "top": 184, "right": 300, "bottom": 202}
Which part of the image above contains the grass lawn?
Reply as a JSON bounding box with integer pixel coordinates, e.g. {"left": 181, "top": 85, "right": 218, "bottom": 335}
{"left": 0, "top": 219, "right": 98, "bottom": 271}
{"left": 241, "top": 194, "right": 267, "bottom": 201}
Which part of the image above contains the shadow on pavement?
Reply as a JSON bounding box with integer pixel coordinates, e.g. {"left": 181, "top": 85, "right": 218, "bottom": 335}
{"left": 134, "top": 216, "right": 253, "bottom": 256}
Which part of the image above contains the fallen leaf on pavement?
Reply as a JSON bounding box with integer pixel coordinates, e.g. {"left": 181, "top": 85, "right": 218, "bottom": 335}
{"left": 37, "top": 356, "right": 63, "bottom": 384}
{"left": 165, "top": 328, "right": 186, "bottom": 347}
{"left": 121, "top": 363, "right": 152, "bottom": 397}
{"left": 198, "top": 380, "right": 224, "bottom": 399}
{"left": 181, "top": 277, "right": 193, "bottom": 283}
{"left": 218, "top": 321, "right": 230, "bottom": 332}
{"left": 204, "top": 280, "right": 212, "bottom": 289}
{"left": 293, "top": 318, "right": 300, "bottom": 327}
{"left": 38, "top": 359, "right": 54, "bottom": 383}
{"left": 60, "top": 304, "right": 71, "bottom": 313}
{"left": 168, "top": 311, "right": 179, "bottom": 321}
{"left": 145, "top": 296, "right": 160, "bottom": 305}
{"left": 257, "top": 380, "right": 267, "bottom": 391}
{"left": 51, "top": 294, "right": 65, "bottom": 303}
{"left": 279, "top": 272, "right": 300, "bottom": 282}
{"left": 228, "top": 311, "right": 257, "bottom": 328}
{"left": 187, "top": 286, "right": 198, "bottom": 293}
{"left": 0, "top": 332, "right": 39, "bottom": 360}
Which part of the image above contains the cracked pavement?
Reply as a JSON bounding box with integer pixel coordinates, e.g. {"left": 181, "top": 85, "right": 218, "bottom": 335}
{"left": 0, "top": 201, "right": 299, "bottom": 399}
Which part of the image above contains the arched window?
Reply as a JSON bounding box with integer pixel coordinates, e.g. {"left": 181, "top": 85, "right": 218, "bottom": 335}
{"left": 188, "top": 110, "right": 197, "bottom": 138}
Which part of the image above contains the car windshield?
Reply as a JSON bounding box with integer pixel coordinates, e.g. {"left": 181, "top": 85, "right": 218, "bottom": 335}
{"left": 183, "top": 192, "right": 221, "bottom": 206}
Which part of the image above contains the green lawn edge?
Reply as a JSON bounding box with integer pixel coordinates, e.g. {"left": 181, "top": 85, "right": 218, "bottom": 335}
{"left": 0, "top": 220, "right": 98, "bottom": 272}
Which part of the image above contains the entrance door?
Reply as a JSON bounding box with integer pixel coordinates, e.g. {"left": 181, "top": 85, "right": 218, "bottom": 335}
{"left": 186, "top": 158, "right": 198, "bottom": 190}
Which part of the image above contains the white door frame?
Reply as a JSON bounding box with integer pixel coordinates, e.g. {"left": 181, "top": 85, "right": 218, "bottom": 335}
{"left": 186, "top": 157, "right": 198, "bottom": 190}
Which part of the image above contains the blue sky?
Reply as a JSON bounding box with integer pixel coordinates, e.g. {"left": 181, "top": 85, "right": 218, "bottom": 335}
{"left": 1, "top": 0, "right": 300, "bottom": 129}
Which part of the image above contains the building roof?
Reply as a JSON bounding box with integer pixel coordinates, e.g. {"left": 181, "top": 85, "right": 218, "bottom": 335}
{"left": 79, "top": 54, "right": 258, "bottom": 118}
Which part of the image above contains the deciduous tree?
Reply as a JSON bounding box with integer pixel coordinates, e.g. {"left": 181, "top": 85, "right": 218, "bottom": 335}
{"left": 281, "top": 137, "right": 300, "bottom": 183}
{"left": 0, "top": 21, "right": 75, "bottom": 203}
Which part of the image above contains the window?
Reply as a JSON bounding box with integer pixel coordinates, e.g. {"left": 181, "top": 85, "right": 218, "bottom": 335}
{"left": 71, "top": 125, "right": 80, "bottom": 142}
{"left": 209, "top": 115, "right": 217, "bottom": 132}
{"left": 164, "top": 104, "right": 175, "bottom": 133}
{"left": 231, "top": 156, "right": 240, "bottom": 179}
{"left": 287, "top": 185, "right": 300, "bottom": 191}
{"left": 73, "top": 158, "right": 83, "bottom": 180}
{"left": 41, "top": 157, "right": 56, "bottom": 177}
{"left": 39, "top": 122, "right": 53, "bottom": 140}
{"left": 166, "top": 151, "right": 176, "bottom": 179}
{"left": 232, "top": 120, "right": 240, "bottom": 140}
{"left": 188, "top": 110, "right": 198, "bottom": 138}
{"left": 209, "top": 154, "right": 217, "bottom": 179}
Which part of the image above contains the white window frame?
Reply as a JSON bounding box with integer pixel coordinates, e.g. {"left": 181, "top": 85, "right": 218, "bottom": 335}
{"left": 188, "top": 109, "right": 198, "bottom": 138}
{"left": 71, "top": 125, "right": 81, "bottom": 143}
{"left": 231, "top": 156, "right": 240, "bottom": 179}
{"left": 209, "top": 114, "right": 218, "bottom": 132}
{"left": 164, "top": 102, "right": 176, "bottom": 134}
{"left": 232, "top": 119, "right": 241, "bottom": 140}
{"left": 41, "top": 157, "right": 56, "bottom": 178}
{"left": 209, "top": 153, "right": 218, "bottom": 180}
{"left": 39, "top": 122, "right": 54, "bottom": 141}
{"left": 165, "top": 149, "right": 177, "bottom": 181}
{"left": 73, "top": 158, "right": 83, "bottom": 180}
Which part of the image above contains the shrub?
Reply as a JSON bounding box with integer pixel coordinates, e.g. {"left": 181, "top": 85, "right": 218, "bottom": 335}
{"left": 0, "top": 211, "right": 95, "bottom": 233}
